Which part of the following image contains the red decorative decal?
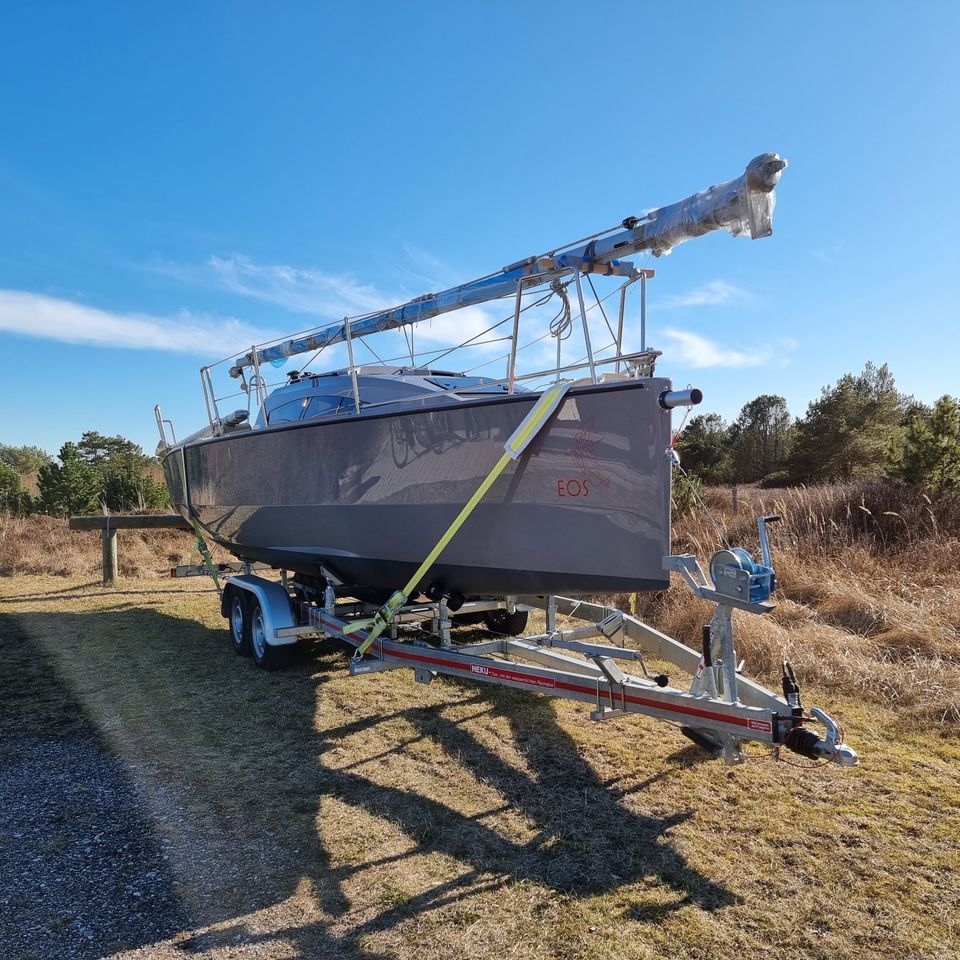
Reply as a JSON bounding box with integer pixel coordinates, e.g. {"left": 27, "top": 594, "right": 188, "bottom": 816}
{"left": 568, "top": 417, "right": 612, "bottom": 490}
{"left": 470, "top": 663, "right": 557, "bottom": 689}
{"left": 556, "top": 478, "right": 589, "bottom": 497}
{"left": 748, "top": 718, "right": 773, "bottom": 732}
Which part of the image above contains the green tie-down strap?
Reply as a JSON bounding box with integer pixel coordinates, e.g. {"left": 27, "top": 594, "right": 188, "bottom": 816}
{"left": 346, "top": 381, "right": 571, "bottom": 657}
{"left": 190, "top": 519, "right": 222, "bottom": 594}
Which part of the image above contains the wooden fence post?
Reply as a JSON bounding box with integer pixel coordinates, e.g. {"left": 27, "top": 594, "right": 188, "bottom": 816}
{"left": 69, "top": 514, "right": 193, "bottom": 586}
{"left": 102, "top": 526, "right": 119, "bottom": 586}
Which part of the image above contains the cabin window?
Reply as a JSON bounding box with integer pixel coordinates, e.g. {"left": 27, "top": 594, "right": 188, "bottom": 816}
{"left": 304, "top": 396, "right": 356, "bottom": 419}
{"left": 268, "top": 398, "right": 309, "bottom": 424}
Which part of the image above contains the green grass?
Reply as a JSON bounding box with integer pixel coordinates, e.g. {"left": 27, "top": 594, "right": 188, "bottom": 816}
{"left": 2, "top": 574, "right": 959, "bottom": 958}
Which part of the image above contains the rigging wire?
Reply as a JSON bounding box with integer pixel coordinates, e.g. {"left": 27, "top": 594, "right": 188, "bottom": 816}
{"left": 358, "top": 335, "right": 387, "bottom": 365}
{"left": 427, "top": 289, "right": 555, "bottom": 368}
{"left": 290, "top": 261, "right": 630, "bottom": 378}
{"left": 667, "top": 391, "right": 729, "bottom": 547}
{"left": 227, "top": 270, "right": 635, "bottom": 409}
{"left": 465, "top": 276, "right": 628, "bottom": 377}
{"left": 586, "top": 273, "right": 620, "bottom": 347}
{"left": 671, "top": 458, "right": 729, "bottom": 548}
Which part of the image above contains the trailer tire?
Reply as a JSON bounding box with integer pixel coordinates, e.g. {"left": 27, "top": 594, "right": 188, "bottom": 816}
{"left": 249, "top": 596, "right": 291, "bottom": 671}
{"left": 483, "top": 609, "right": 528, "bottom": 636}
{"left": 228, "top": 591, "right": 252, "bottom": 657}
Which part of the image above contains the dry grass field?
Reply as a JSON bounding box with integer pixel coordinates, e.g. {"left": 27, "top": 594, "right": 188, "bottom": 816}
{"left": 1, "top": 482, "right": 959, "bottom": 959}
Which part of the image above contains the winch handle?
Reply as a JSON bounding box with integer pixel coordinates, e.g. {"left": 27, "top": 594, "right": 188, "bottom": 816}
{"left": 757, "top": 514, "right": 781, "bottom": 569}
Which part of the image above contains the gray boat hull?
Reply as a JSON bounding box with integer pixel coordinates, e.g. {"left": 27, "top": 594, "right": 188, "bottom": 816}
{"left": 162, "top": 379, "right": 674, "bottom": 596}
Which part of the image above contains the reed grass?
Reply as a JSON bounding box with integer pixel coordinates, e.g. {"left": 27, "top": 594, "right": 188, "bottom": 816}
{"left": 3, "top": 479, "right": 958, "bottom": 725}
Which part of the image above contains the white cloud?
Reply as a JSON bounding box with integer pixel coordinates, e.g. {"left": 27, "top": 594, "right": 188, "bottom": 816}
{"left": 206, "top": 255, "right": 388, "bottom": 318}
{"left": 394, "top": 242, "right": 458, "bottom": 287}
{"left": 0, "top": 289, "right": 277, "bottom": 356}
{"left": 659, "top": 327, "right": 773, "bottom": 368}
{"left": 155, "top": 252, "right": 516, "bottom": 360}
{"left": 811, "top": 245, "right": 842, "bottom": 263}
{"left": 658, "top": 279, "right": 748, "bottom": 309}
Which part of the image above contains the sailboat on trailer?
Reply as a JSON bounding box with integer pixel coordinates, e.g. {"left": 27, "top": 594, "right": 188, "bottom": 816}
{"left": 157, "top": 154, "right": 787, "bottom": 601}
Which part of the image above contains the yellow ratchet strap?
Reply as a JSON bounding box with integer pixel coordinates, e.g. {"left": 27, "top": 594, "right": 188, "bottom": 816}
{"left": 190, "top": 518, "right": 222, "bottom": 595}
{"left": 347, "top": 381, "right": 572, "bottom": 656}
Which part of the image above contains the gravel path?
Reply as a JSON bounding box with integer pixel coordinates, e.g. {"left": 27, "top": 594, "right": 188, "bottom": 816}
{"left": 0, "top": 618, "right": 185, "bottom": 959}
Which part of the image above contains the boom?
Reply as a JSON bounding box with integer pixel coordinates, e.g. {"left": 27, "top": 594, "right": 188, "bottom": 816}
{"left": 229, "top": 153, "right": 786, "bottom": 378}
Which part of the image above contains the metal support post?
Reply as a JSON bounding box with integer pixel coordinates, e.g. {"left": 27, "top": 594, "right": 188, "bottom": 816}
{"left": 507, "top": 279, "right": 524, "bottom": 394}
{"left": 343, "top": 317, "right": 362, "bottom": 413}
{"left": 640, "top": 271, "right": 647, "bottom": 352}
{"left": 249, "top": 346, "right": 266, "bottom": 410}
{"left": 615, "top": 283, "right": 628, "bottom": 373}
{"left": 572, "top": 269, "right": 597, "bottom": 384}
{"left": 200, "top": 368, "right": 216, "bottom": 428}
{"left": 438, "top": 598, "right": 452, "bottom": 648}
{"left": 710, "top": 605, "right": 738, "bottom": 704}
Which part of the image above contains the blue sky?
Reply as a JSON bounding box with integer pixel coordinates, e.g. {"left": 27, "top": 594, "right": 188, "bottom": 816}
{"left": 1, "top": 1, "right": 957, "bottom": 455}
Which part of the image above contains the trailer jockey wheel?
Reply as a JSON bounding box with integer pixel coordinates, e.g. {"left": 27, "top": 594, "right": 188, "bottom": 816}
{"left": 249, "top": 597, "right": 291, "bottom": 671}
{"left": 483, "top": 608, "right": 528, "bottom": 636}
{"left": 229, "top": 592, "right": 252, "bottom": 657}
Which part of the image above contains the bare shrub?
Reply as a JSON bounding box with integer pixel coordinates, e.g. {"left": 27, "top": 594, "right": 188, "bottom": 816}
{"left": 0, "top": 513, "right": 214, "bottom": 578}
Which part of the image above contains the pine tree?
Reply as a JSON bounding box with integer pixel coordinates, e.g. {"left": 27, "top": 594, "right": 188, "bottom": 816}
{"left": 899, "top": 395, "right": 960, "bottom": 494}
{"left": 0, "top": 444, "right": 51, "bottom": 475}
{"left": 0, "top": 462, "right": 31, "bottom": 515}
{"left": 74, "top": 430, "right": 169, "bottom": 511}
{"left": 787, "top": 362, "right": 906, "bottom": 483}
{"left": 729, "top": 395, "right": 792, "bottom": 483}
{"left": 675, "top": 413, "right": 733, "bottom": 484}
{"left": 102, "top": 466, "right": 169, "bottom": 511}
{"left": 37, "top": 442, "right": 101, "bottom": 517}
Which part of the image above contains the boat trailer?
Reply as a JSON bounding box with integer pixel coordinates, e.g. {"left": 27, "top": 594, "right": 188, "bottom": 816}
{"left": 167, "top": 150, "right": 856, "bottom": 769}
{"left": 214, "top": 518, "right": 859, "bottom": 768}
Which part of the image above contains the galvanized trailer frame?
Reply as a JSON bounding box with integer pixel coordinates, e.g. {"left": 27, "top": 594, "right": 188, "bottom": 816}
{"left": 219, "top": 564, "right": 858, "bottom": 767}
{"left": 321, "top": 602, "right": 780, "bottom": 746}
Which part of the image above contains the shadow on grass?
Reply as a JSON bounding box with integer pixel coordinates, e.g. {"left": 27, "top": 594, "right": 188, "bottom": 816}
{"left": 6, "top": 603, "right": 735, "bottom": 956}
{"left": 0, "top": 616, "right": 187, "bottom": 959}
{"left": 0, "top": 583, "right": 214, "bottom": 605}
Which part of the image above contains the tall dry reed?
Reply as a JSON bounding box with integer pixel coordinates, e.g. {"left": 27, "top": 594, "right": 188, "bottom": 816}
{"left": 3, "top": 480, "right": 958, "bottom": 724}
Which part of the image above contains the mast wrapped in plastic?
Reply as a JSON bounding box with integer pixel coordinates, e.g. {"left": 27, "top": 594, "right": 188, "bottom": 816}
{"left": 228, "top": 154, "right": 787, "bottom": 377}
{"left": 635, "top": 153, "right": 787, "bottom": 256}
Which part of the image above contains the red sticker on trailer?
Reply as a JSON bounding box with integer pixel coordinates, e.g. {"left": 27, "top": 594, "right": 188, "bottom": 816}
{"left": 748, "top": 718, "right": 773, "bottom": 732}
{"left": 470, "top": 663, "right": 556, "bottom": 689}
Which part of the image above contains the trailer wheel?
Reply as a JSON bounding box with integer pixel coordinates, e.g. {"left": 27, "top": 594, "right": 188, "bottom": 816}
{"left": 483, "top": 608, "right": 528, "bottom": 636}
{"left": 228, "top": 591, "right": 252, "bottom": 657}
{"left": 249, "top": 596, "right": 290, "bottom": 671}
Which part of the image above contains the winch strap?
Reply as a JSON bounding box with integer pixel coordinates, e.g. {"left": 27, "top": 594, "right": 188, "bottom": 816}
{"left": 189, "top": 518, "right": 222, "bottom": 595}
{"left": 349, "top": 382, "right": 571, "bottom": 655}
